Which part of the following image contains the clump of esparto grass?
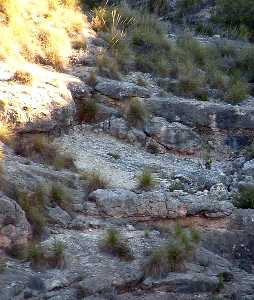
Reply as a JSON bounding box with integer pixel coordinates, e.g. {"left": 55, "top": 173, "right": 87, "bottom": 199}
{"left": 107, "top": 152, "right": 121, "bottom": 160}
{"left": 47, "top": 240, "right": 66, "bottom": 268}
{"left": 0, "top": 123, "right": 14, "bottom": 145}
{"left": 234, "top": 186, "right": 254, "bottom": 209}
{"left": 53, "top": 153, "right": 76, "bottom": 171}
{"left": 0, "top": 0, "right": 87, "bottom": 69}
{"left": 77, "top": 98, "right": 98, "bottom": 123}
{"left": 137, "top": 168, "right": 156, "bottom": 190}
{"left": 16, "top": 189, "right": 46, "bottom": 238}
{"left": 245, "top": 143, "right": 254, "bottom": 159}
{"left": 100, "top": 228, "right": 133, "bottom": 260}
{"left": 144, "top": 225, "right": 200, "bottom": 278}
{"left": 86, "top": 71, "right": 97, "bottom": 88}
{"left": 0, "top": 257, "right": 6, "bottom": 273}
{"left": 50, "top": 183, "right": 71, "bottom": 210}
{"left": 224, "top": 80, "right": 249, "bottom": 104}
{"left": 14, "top": 134, "right": 75, "bottom": 170}
{"left": 96, "top": 51, "right": 120, "bottom": 79}
{"left": 13, "top": 70, "right": 33, "bottom": 85}
{"left": 126, "top": 97, "right": 149, "bottom": 127}
{"left": 27, "top": 242, "right": 45, "bottom": 268}
{"left": 81, "top": 170, "right": 109, "bottom": 194}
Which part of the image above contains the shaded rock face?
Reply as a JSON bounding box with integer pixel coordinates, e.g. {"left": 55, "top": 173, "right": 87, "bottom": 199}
{"left": 146, "top": 96, "right": 254, "bottom": 131}
{"left": 145, "top": 117, "right": 202, "bottom": 154}
{"left": 0, "top": 194, "right": 31, "bottom": 249}
{"left": 95, "top": 78, "right": 151, "bottom": 101}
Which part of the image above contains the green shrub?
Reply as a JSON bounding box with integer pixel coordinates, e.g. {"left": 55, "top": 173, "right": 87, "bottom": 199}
{"left": 126, "top": 97, "right": 149, "bottom": 127}
{"left": 234, "top": 186, "right": 254, "bottom": 209}
{"left": 144, "top": 225, "right": 200, "bottom": 277}
{"left": 17, "top": 189, "right": 46, "bottom": 238}
{"left": 53, "top": 153, "right": 76, "bottom": 171}
{"left": 100, "top": 228, "right": 133, "bottom": 260}
{"left": 0, "top": 258, "right": 6, "bottom": 273}
{"left": 96, "top": 51, "right": 120, "bottom": 79}
{"left": 176, "top": 0, "right": 203, "bottom": 17}
{"left": 195, "top": 23, "right": 215, "bottom": 36}
{"left": 81, "top": 170, "right": 109, "bottom": 194}
{"left": 50, "top": 183, "right": 71, "bottom": 210}
{"left": 146, "top": 0, "right": 170, "bottom": 15}
{"left": 48, "top": 240, "right": 65, "bottom": 268}
{"left": 137, "top": 168, "right": 156, "bottom": 190}
{"left": 214, "top": 0, "right": 254, "bottom": 40}
{"left": 224, "top": 80, "right": 248, "bottom": 104}
{"left": 77, "top": 98, "right": 98, "bottom": 123}
{"left": 27, "top": 242, "right": 45, "bottom": 268}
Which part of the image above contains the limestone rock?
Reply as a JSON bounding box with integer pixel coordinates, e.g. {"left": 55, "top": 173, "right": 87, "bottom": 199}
{"left": 95, "top": 78, "right": 151, "bottom": 101}
{"left": 145, "top": 117, "right": 201, "bottom": 153}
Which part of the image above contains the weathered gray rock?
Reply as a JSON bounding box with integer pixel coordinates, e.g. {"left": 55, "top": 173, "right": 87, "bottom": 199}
{"left": 95, "top": 78, "right": 151, "bottom": 101}
{"left": 143, "top": 273, "right": 220, "bottom": 293}
{"left": 89, "top": 188, "right": 234, "bottom": 219}
{"left": 242, "top": 160, "right": 254, "bottom": 177}
{"left": 146, "top": 96, "right": 254, "bottom": 130}
{"left": 145, "top": 117, "right": 201, "bottom": 153}
{"left": 0, "top": 63, "right": 84, "bottom": 133}
{"left": 47, "top": 206, "right": 72, "bottom": 226}
{"left": 0, "top": 194, "right": 31, "bottom": 249}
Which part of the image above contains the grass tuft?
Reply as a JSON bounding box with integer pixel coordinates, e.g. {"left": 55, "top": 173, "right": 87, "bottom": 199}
{"left": 100, "top": 228, "right": 133, "bottom": 260}
{"left": 144, "top": 225, "right": 200, "bottom": 277}
{"left": 137, "top": 168, "right": 156, "bottom": 190}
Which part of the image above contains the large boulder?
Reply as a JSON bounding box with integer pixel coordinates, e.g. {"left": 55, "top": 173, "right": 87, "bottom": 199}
{"left": 145, "top": 117, "right": 202, "bottom": 153}
{"left": 0, "top": 63, "right": 88, "bottom": 133}
{"left": 95, "top": 78, "right": 151, "bottom": 101}
{"left": 0, "top": 194, "right": 31, "bottom": 249}
{"left": 146, "top": 96, "right": 254, "bottom": 130}
{"left": 88, "top": 188, "right": 234, "bottom": 219}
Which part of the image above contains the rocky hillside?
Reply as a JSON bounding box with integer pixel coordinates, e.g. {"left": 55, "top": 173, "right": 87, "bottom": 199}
{"left": 0, "top": 0, "right": 254, "bottom": 299}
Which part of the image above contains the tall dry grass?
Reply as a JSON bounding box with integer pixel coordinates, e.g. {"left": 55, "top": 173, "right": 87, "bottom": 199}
{"left": 0, "top": 0, "right": 87, "bottom": 69}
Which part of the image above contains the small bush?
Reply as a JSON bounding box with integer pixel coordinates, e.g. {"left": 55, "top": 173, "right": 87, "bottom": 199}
{"left": 137, "top": 168, "right": 156, "bottom": 190}
{"left": 53, "top": 153, "right": 76, "bottom": 171}
{"left": 100, "top": 228, "right": 133, "bottom": 260}
{"left": 126, "top": 97, "right": 149, "bottom": 127}
{"left": 50, "top": 183, "right": 70, "bottom": 210}
{"left": 77, "top": 98, "right": 98, "bottom": 123}
{"left": 224, "top": 80, "right": 249, "bottom": 104}
{"left": 17, "top": 189, "right": 46, "bottom": 238}
{"left": 107, "top": 152, "right": 121, "bottom": 160}
{"left": 176, "top": 0, "right": 203, "bottom": 17}
{"left": 86, "top": 71, "right": 97, "bottom": 88}
{"left": 48, "top": 240, "right": 65, "bottom": 268}
{"left": 0, "top": 258, "right": 6, "bottom": 273}
{"left": 81, "top": 170, "right": 109, "bottom": 194}
{"left": 96, "top": 51, "right": 120, "bottom": 79}
{"left": 13, "top": 70, "right": 33, "bottom": 85}
{"left": 144, "top": 225, "right": 200, "bottom": 277}
{"left": 14, "top": 134, "right": 75, "bottom": 170}
{"left": 0, "top": 123, "right": 14, "bottom": 145}
{"left": 214, "top": 0, "right": 254, "bottom": 40}
{"left": 27, "top": 242, "right": 45, "bottom": 268}
{"left": 234, "top": 186, "right": 254, "bottom": 209}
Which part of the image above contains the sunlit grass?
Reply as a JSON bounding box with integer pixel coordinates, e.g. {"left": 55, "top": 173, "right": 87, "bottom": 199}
{"left": 0, "top": 0, "right": 87, "bottom": 69}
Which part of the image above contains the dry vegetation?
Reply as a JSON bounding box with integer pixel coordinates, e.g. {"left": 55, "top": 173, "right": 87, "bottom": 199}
{"left": 0, "top": 0, "right": 87, "bottom": 69}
